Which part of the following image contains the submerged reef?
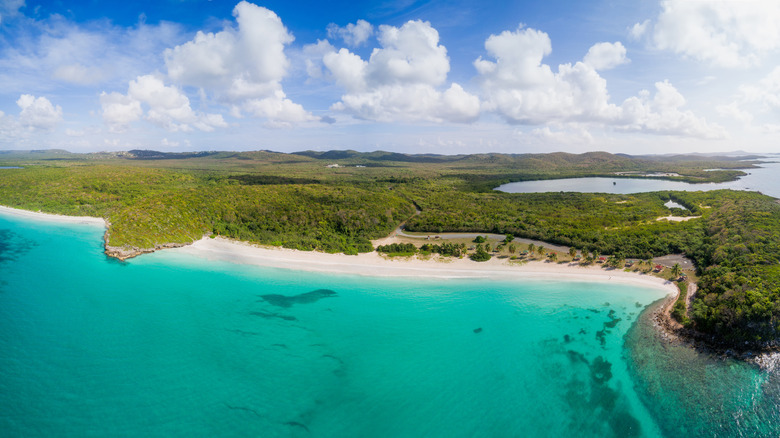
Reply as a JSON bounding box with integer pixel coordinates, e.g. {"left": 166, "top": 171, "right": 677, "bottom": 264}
{"left": 259, "top": 289, "right": 337, "bottom": 308}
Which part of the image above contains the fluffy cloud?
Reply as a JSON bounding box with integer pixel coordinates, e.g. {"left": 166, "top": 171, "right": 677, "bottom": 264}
{"left": 583, "top": 42, "right": 629, "bottom": 70}
{"left": 618, "top": 81, "right": 727, "bottom": 138}
{"left": 100, "top": 91, "right": 142, "bottom": 132}
{"left": 17, "top": 94, "right": 62, "bottom": 130}
{"left": 303, "top": 39, "right": 336, "bottom": 78}
{"left": 735, "top": 67, "right": 780, "bottom": 109}
{"left": 475, "top": 26, "right": 723, "bottom": 138}
{"left": 629, "top": 20, "right": 650, "bottom": 40}
{"left": 163, "top": 1, "right": 315, "bottom": 124}
{"left": 101, "top": 75, "right": 226, "bottom": 133}
{"left": 716, "top": 67, "right": 780, "bottom": 129}
{"left": 643, "top": 0, "right": 780, "bottom": 67}
{"left": 327, "top": 20, "right": 373, "bottom": 47}
{"left": 315, "top": 20, "right": 480, "bottom": 123}
{"left": 475, "top": 28, "right": 617, "bottom": 124}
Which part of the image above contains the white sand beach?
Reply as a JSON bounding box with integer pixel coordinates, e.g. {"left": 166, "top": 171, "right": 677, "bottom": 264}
{"left": 0, "top": 204, "right": 678, "bottom": 297}
{"left": 0, "top": 205, "right": 106, "bottom": 226}
{"left": 173, "top": 236, "right": 679, "bottom": 297}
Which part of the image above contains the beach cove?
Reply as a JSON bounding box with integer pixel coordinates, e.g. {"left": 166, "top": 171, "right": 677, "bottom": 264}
{"left": 1, "top": 206, "right": 779, "bottom": 436}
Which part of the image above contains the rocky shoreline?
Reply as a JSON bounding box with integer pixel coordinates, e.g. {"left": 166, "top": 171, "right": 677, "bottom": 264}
{"left": 652, "top": 286, "right": 780, "bottom": 370}
{"left": 101, "top": 221, "right": 196, "bottom": 261}
{"left": 103, "top": 242, "right": 190, "bottom": 261}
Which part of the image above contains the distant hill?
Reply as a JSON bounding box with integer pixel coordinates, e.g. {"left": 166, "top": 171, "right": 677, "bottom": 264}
{"left": 292, "top": 150, "right": 467, "bottom": 163}
{"left": 125, "top": 150, "right": 221, "bottom": 160}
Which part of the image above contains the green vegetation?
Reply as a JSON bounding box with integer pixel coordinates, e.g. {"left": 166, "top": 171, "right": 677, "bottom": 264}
{"left": 376, "top": 243, "right": 417, "bottom": 257}
{"left": 469, "top": 243, "right": 492, "bottom": 262}
{"left": 671, "top": 281, "right": 690, "bottom": 325}
{"left": 420, "top": 242, "right": 466, "bottom": 257}
{"left": 0, "top": 149, "right": 778, "bottom": 347}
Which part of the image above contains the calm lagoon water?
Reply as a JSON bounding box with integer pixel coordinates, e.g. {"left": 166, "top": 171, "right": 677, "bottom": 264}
{"left": 497, "top": 157, "right": 780, "bottom": 198}
{"left": 1, "top": 211, "right": 778, "bottom": 437}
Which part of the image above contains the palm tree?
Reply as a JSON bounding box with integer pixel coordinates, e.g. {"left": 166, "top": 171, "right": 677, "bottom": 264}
{"left": 550, "top": 253, "right": 558, "bottom": 262}
{"left": 537, "top": 245, "right": 545, "bottom": 256}
{"left": 508, "top": 243, "right": 516, "bottom": 254}
{"left": 528, "top": 243, "right": 535, "bottom": 254}
{"left": 671, "top": 263, "right": 682, "bottom": 279}
{"left": 569, "top": 247, "right": 577, "bottom": 259}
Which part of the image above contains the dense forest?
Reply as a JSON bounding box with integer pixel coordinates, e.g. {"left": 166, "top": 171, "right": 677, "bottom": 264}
{"left": 0, "top": 149, "right": 778, "bottom": 347}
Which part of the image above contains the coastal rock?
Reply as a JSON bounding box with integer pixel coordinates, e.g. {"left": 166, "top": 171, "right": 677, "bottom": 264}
{"left": 104, "top": 242, "right": 189, "bottom": 261}
{"left": 102, "top": 223, "right": 201, "bottom": 260}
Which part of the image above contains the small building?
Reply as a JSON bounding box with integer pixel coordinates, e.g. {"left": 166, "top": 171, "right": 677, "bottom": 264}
{"left": 598, "top": 256, "right": 607, "bottom": 263}
{"left": 654, "top": 265, "right": 663, "bottom": 272}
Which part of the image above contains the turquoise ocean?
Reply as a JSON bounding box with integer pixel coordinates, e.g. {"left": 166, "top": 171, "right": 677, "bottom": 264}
{"left": 1, "top": 211, "right": 779, "bottom": 437}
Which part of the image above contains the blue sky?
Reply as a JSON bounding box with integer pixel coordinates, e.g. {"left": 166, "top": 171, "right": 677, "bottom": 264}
{"left": 2, "top": 0, "right": 780, "bottom": 154}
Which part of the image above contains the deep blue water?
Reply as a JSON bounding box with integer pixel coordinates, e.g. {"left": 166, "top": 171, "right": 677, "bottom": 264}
{"left": 0, "top": 211, "right": 778, "bottom": 437}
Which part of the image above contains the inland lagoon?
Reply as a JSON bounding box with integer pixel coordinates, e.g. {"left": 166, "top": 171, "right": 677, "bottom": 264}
{"left": 496, "top": 156, "right": 780, "bottom": 198}
{"left": 1, "top": 209, "right": 779, "bottom": 437}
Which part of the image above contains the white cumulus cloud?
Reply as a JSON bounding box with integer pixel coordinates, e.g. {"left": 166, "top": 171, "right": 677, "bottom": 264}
{"left": 17, "top": 94, "right": 63, "bottom": 130}
{"left": 629, "top": 20, "right": 650, "bottom": 40}
{"left": 475, "top": 25, "right": 724, "bottom": 139}
{"left": 645, "top": 0, "right": 780, "bottom": 67}
{"left": 716, "top": 67, "right": 780, "bottom": 130}
{"left": 163, "top": 1, "right": 315, "bottom": 124}
{"left": 314, "top": 20, "right": 480, "bottom": 123}
{"left": 327, "top": 20, "right": 373, "bottom": 47}
{"left": 475, "top": 26, "right": 618, "bottom": 124}
{"left": 100, "top": 91, "right": 143, "bottom": 132}
{"left": 618, "top": 81, "right": 727, "bottom": 138}
{"left": 583, "top": 42, "right": 629, "bottom": 71}
{"left": 101, "top": 75, "right": 226, "bottom": 133}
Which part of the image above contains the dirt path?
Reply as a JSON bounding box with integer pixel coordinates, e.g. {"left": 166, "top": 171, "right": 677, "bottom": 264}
{"left": 686, "top": 282, "right": 697, "bottom": 315}
{"left": 652, "top": 254, "right": 695, "bottom": 270}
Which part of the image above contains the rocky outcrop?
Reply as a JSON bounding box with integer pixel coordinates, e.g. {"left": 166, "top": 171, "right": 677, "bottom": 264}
{"left": 102, "top": 221, "right": 202, "bottom": 261}
{"left": 104, "top": 242, "right": 189, "bottom": 261}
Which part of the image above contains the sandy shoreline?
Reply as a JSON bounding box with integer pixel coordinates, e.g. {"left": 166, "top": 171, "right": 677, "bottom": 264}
{"left": 0, "top": 205, "right": 106, "bottom": 227}
{"left": 0, "top": 204, "right": 677, "bottom": 297}
{"left": 170, "top": 236, "right": 679, "bottom": 296}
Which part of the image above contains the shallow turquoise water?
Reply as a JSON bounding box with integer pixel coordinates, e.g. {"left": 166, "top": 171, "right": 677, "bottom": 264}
{"left": 0, "top": 212, "right": 776, "bottom": 437}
